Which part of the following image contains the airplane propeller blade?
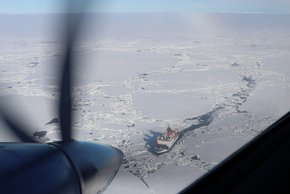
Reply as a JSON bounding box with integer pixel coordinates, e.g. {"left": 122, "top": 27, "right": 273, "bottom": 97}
{"left": 58, "top": 1, "right": 91, "bottom": 141}
{"left": 58, "top": 42, "right": 73, "bottom": 141}
{"left": 0, "top": 112, "right": 38, "bottom": 143}
{"left": 0, "top": 1, "right": 123, "bottom": 193}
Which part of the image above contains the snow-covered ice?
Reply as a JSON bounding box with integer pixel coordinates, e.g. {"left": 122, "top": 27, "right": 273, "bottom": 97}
{"left": 1, "top": 13, "right": 290, "bottom": 194}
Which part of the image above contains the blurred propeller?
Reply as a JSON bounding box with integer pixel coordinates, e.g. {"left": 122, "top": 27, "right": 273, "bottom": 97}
{"left": 0, "top": 0, "right": 91, "bottom": 143}
{"left": 58, "top": 0, "right": 91, "bottom": 141}
{"left": 0, "top": 112, "right": 38, "bottom": 143}
{"left": 0, "top": 1, "right": 123, "bottom": 194}
{"left": 58, "top": 28, "right": 73, "bottom": 141}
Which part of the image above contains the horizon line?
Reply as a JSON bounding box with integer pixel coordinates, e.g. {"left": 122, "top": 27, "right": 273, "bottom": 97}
{"left": 1, "top": 11, "right": 290, "bottom": 15}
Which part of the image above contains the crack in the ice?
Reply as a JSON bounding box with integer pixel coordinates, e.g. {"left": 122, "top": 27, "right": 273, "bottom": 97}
{"left": 122, "top": 157, "right": 155, "bottom": 193}
{"left": 144, "top": 63, "right": 257, "bottom": 158}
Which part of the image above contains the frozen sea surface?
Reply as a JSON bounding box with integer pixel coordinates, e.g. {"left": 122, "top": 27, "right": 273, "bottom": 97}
{"left": 1, "top": 13, "right": 290, "bottom": 194}
{"left": 134, "top": 92, "right": 214, "bottom": 120}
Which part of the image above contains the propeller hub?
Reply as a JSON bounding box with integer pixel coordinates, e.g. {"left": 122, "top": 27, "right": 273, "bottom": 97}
{"left": 51, "top": 140, "right": 123, "bottom": 194}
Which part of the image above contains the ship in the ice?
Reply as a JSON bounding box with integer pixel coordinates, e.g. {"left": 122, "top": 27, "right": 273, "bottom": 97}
{"left": 154, "top": 127, "right": 180, "bottom": 154}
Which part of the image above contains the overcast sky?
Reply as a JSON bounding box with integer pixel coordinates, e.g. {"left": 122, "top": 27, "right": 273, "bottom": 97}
{"left": 1, "top": 0, "right": 290, "bottom": 13}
